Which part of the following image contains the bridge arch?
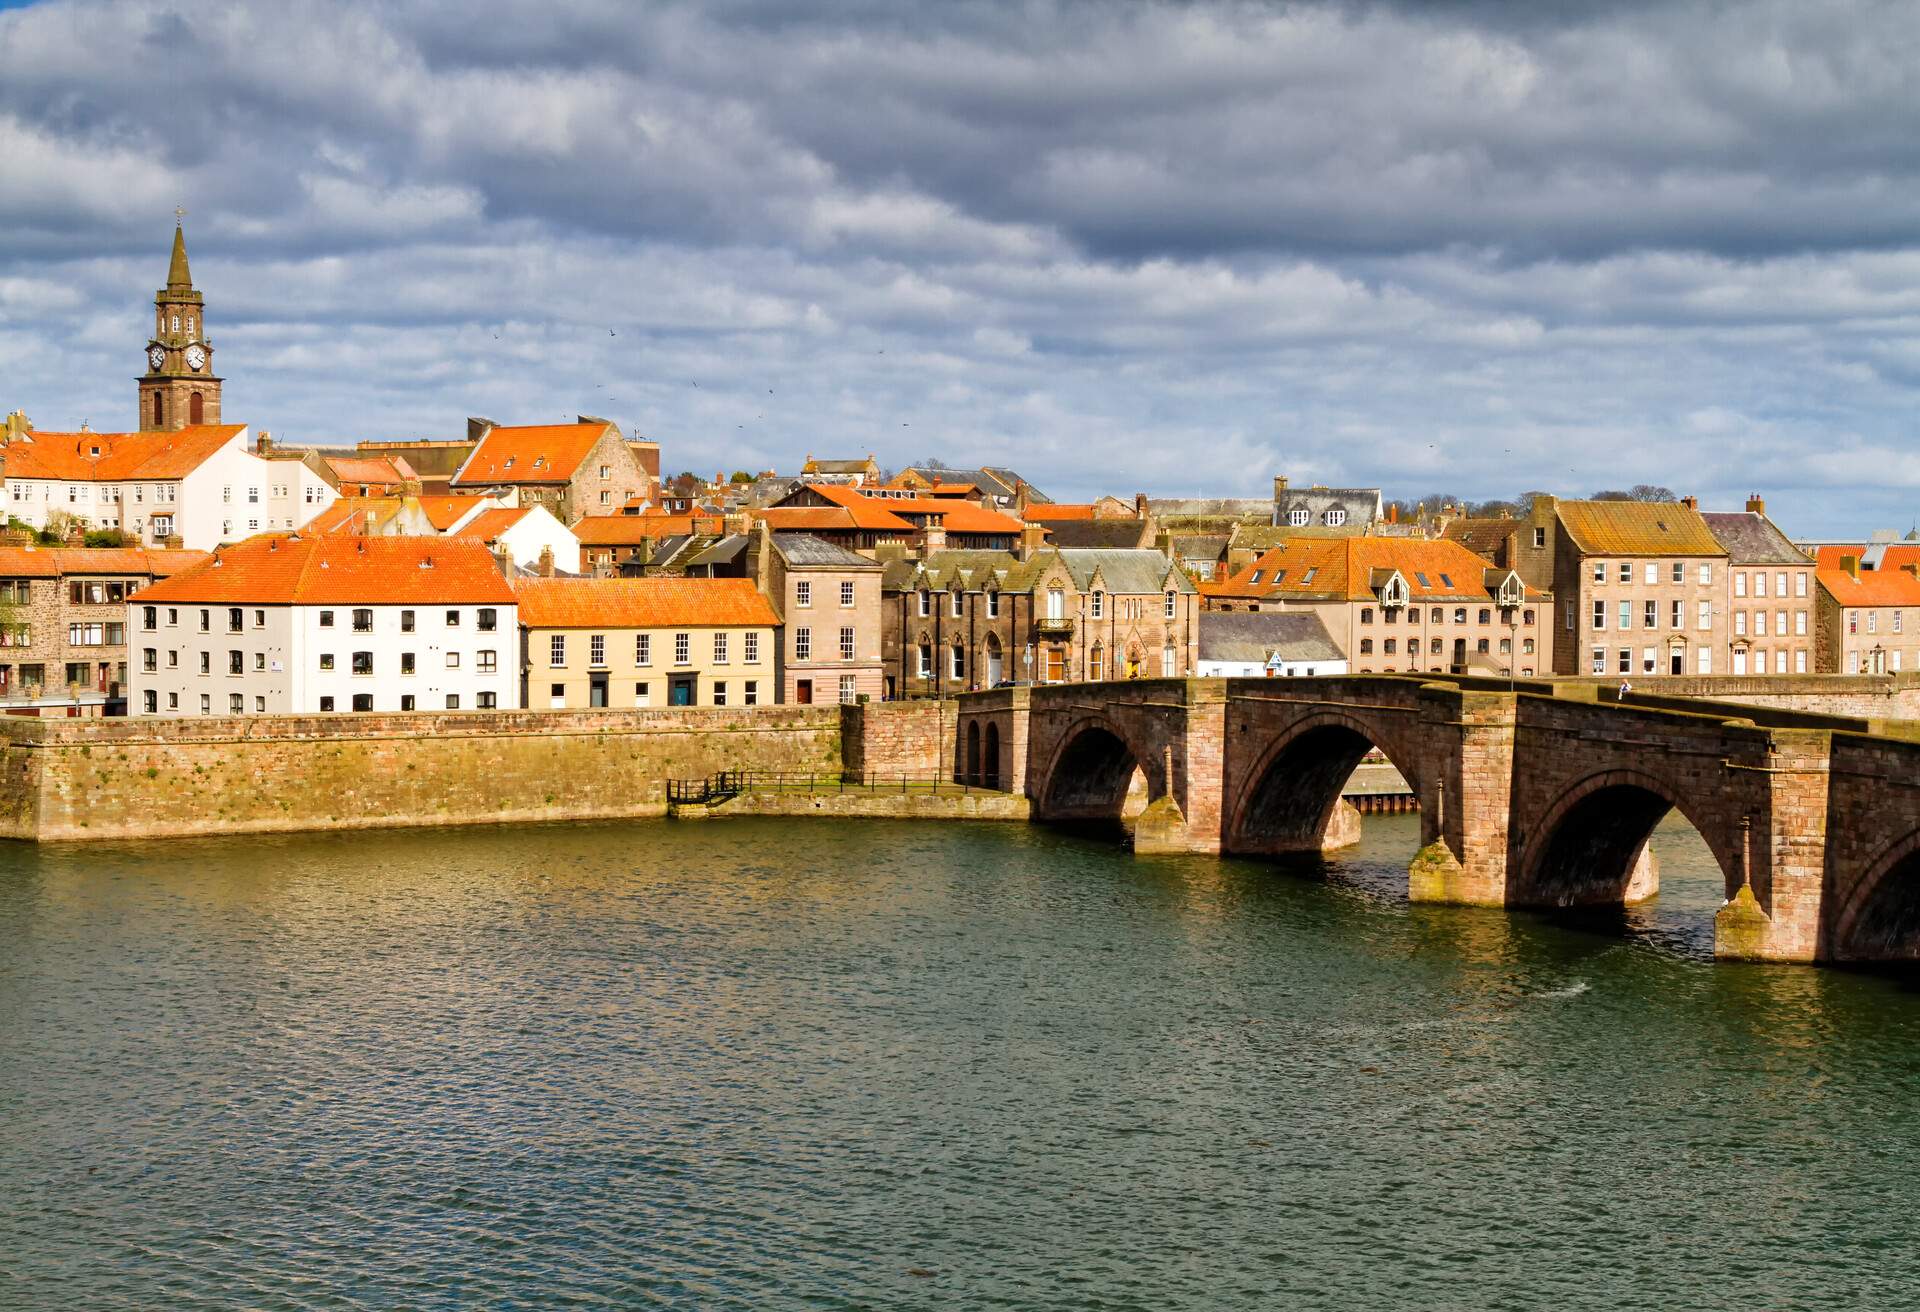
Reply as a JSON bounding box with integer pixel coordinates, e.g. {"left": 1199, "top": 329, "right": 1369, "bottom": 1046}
{"left": 1828, "top": 829, "right": 1920, "bottom": 961}
{"left": 1515, "top": 768, "right": 1741, "bottom": 909}
{"left": 1225, "top": 710, "right": 1424, "bottom": 857}
{"left": 1035, "top": 714, "right": 1160, "bottom": 823}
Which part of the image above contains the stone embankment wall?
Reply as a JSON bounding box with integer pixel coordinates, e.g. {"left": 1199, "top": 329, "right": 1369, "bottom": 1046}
{"left": 841, "top": 700, "right": 962, "bottom": 777}
{"left": 705, "top": 790, "right": 1029, "bottom": 822}
{"left": 0, "top": 707, "right": 844, "bottom": 842}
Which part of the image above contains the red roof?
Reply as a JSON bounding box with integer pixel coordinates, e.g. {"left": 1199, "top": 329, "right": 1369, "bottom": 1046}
{"left": 1815, "top": 546, "right": 1920, "bottom": 607}
{"left": 418, "top": 495, "right": 485, "bottom": 530}
{"left": 796, "top": 484, "right": 1022, "bottom": 534}
{"left": 452, "top": 421, "right": 612, "bottom": 487}
{"left": 1023, "top": 503, "right": 1098, "bottom": 521}
{"left": 513, "top": 577, "right": 777, "bottom": 628}
{"left": 449, "top": 506, "right": 534, "bottom": 544}
{"left": 306, "top": 498, "right": 399, "bottom": 535}
{"left": 324, "top": 454, "right": 416, "bottom": 487}
{"left": 572, "top": 513, "right": 720, "bottom": 544}
{"left": 131, "top": 535, "right": 515, "bottom": 606}
{"left": 0, "top": 545, "right": 210, "bottom": 579}
{"left": 1212, "top": 537, "right": 1540, "bottom": 603}
{"left": 2, "top": 425, "right": 245, "bottom": 481}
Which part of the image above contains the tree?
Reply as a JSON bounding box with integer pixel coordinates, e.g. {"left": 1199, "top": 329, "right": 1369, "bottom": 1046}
{"left": 1629, "top": 484, "right": 1678, "bottom": 502}
{"left": 83, "top": 528, "right": 129, "bottom": 548}
{"left": 729, "top": 470, "right": 755, "bottom": 484}
{"left": 1591, "top": 489, "right": 1634, "bottom": 501}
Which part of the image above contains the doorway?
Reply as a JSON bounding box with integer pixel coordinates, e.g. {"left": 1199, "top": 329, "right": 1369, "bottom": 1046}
{"left": 669, "top": 675, "right": 696, "bottom": 706}
{"left": 795, "top": 679, "right": 813, "bottom": 705}
{"left": 589, "top": 672, "right": 609, "bottom": 708}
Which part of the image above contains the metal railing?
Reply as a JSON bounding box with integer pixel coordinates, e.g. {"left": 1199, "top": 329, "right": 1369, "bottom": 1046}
{"left": 667, "top": 769, "right": 1004, "bottom": 801}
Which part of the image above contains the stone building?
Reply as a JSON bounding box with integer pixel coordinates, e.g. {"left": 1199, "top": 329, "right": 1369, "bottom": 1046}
{"left": 1202, "top": 537, "right": 1549, "bottom": 677}
{"left": 1702, "top": 499, "right": 1817, "bottom": 675}
{"left": 138, "top": 222, "right": 221, "bottom": 432}
{"left": 0, "top": 544, "right": 209, "bottom": 714}
{"left": 450, "top": 417, "right": 651, "bottom": 522}
{"left": 513, "top": 577, "right": 778, "bottom": 708}
{"left": 1813, "top": 544, "right": 1920, "bottom": 674}
{"left": 744, "top": 530, "right": 884, "bottom": 705}
{"left": 759, "top": 484, "right": 1025, "bottom": 556}
{"left": 1548, "top": 498, "right": 1730, "bottom": 676}
{"left": 880, "top": 547, "right": 1199, "bottom": 698}
{"left": 1196, "top": 611, "right": 1347, "bottom": 678}
{"left": 1271, "top": 476, "right": 1382, "bottom": 534}
{"left": 127, "top": 535, "right": 519, "bottom": 716}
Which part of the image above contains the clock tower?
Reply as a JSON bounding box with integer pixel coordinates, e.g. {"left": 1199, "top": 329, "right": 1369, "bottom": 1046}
{"left": 138, "top": 217, "right": 222, "bottom": 431}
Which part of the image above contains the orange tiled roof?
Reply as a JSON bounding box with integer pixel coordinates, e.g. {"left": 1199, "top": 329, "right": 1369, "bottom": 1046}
{"left": 2, "top": 425, "right": 245, "bottom": 481}
{"left": 0, "top": 545, "right": 210, "bottom": 578}
{"left": 417, "top": 495, "right": 485, "bottom": 530}
{"left": 1213, "top": 537, "right": 1540, "bottom": 602}
{"left": 572, "top": 513, "right": 719, "bottom": 544}
{"left": 449, "top": 506, "right": 534, "bottom": 544}
{"left": 452, "top": 421, "right": 612, "bottom": 487}
{"left": 1815, "top": 546, "right": 1920, "bottom": 607}
{"left": 513, "top": 576, "right": 777, "bottom": 629}
{"left": 305, "top": 497, "right": 402, "bottom": 535}
{"left": 130, "top": 535, "right": 515, "bottom": 606}
{"left": 803, "top": 484, "right": 1021, "bottom": 534}
{"left": 1557, "top": 500, "right": 1724, "bottom": 558}
{"left": 324, "top": 454, "right": 415, "bottom": 486}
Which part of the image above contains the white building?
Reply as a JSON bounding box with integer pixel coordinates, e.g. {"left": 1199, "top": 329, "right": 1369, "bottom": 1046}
{"left": 2, "top": 423, "right": 337, "bottom": 550}
{"left": 127, "top": 534, "right": 520, "bottom": 716}
{"left": 444, "top": 498, "right": 582, "bottom": 574}
{"left": 1196, "top": 611, "right": 1349, "bottom": 678}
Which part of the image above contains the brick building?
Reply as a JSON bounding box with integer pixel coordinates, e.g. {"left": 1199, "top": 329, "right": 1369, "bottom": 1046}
{"left": 450, "top": 417, "right": 651, "bottom": 522}
{"left": 747, "top": 530, "right": 884, "bottom": 705}
{"left": 0, "top": 544, "right": 209, "bottom": 714}
{"left": 881, "top": 547, "right": 1200, "bottom": 698}
{"left": 1547, "top": 498, "right": 1731, "bottom": 676}
{"left": 1813, "top": 544, "right": 1920, "bottom": 673}
{"left": 1203, "top": 537, "right": 1548, "bottom": 677}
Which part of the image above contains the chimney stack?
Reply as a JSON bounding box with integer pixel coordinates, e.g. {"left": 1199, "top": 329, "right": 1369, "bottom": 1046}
{"left": 1018, "top": 521, "right": 1047, "bottom": 561}
{"left": 537, "top": 546, "right": 556, "bottom": 578}
{"left": 1842, "top": 553, "right": 1861, "bottom": 579}
{"left": 256, "top": 431, "right": 272, "bottom": 455}
{"left": 1746, "top": 494, "right": 1767, "bottom": 515}
{"left": 1134, "top": 492, "right": 1148, "bottom": 518}
{"left": 1273, "top": 475, "right": 1289, "bottom": 501}
{"left": 1681, "top": 495, "right": 1699, "bottom": 510}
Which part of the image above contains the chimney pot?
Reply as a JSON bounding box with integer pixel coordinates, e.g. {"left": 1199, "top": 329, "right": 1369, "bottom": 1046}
{"left": 1746, "top": 494, "right": 1767, "bottom": 515}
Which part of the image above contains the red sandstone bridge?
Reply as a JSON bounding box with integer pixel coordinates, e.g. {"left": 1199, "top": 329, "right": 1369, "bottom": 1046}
{"left": 954, "top": 676, "right": 1920, "bottom": 965}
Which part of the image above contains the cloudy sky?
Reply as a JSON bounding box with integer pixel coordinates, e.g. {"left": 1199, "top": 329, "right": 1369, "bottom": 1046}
{"left": 2, "top": 0, "right": 1917, "bottom": 532}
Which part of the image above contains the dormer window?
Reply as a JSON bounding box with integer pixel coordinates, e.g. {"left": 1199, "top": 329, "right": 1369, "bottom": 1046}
{"left": 504, "top": 456, "right": 515, "bottom": 469}
{"left": 1382, "top": 575, "right": 1407, "bottom": 607}
{"left": 1324, "top": 508, "right": 1346, "bottom": 527}
{"left": 1288, "top": 509, "right": 1309, "bottom": 527}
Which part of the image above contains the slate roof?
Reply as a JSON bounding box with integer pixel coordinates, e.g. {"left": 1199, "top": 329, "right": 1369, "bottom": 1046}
{"left": 1055, "top": 549, "right": 1195, "bottom": 595}
{"left": 1441, "top": 518, "right": 1521, "bottom": 561}
{"left": 1557, "top": 500, "right": 1724, "bottom": 558}
{"left": 1701, "top": 511, "right": 1811, "bottom": 566}
{"left": 773, "top": 533, "right": 881, "bottom": 569}
{"left": 899, "top": 465, "right": 1048, "bottom": 503}
{"left": 1147, "top": 498, "right": 1272, "bottom": 522}
{"left": 1274, "top": 486, "right": 1381, "bottom": 534}
{"left": 1199, "top": 611, "right": 1344, "bottom": 665}
{"left": 1043, "top": 519, "right": 1153, "bottom": 549}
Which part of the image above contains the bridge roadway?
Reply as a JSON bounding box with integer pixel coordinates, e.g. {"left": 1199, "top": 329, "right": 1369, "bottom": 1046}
{"left": 953, "top": 675, "right": 1920, "bottom": 964}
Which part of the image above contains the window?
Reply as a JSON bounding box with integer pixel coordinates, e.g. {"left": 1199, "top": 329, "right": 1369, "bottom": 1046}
{"left": 1867, "top": 611, "right": 1879, "bottom": 634}
{"left": 712, "top": 632, "right": 727, "bottom": 664}
{"left": 1564, "top": 601, "right": 1575, "bottom": 631}
{"left": 1644, "top": 600, "right": 1657, "bottom": 628}
{"left": 592, "top": 634, "right": 608, "bottom": 666}
{"left": 917, "top": 642, "right": 932, "bottom": 678}
{"left": 1734, "top": 572, "right": 1747, "bottom": 597}
{"left": 1698, "top": 563, "right": 1713, "bottom": 585}
{"left": 254, "top": 652, "right": 266, "bottom": 672}
{"left": 1645, "top": 563, "right": 1658, "bottom": 585}
{"left": 1795, "top": 611, "right": 1807, "bottom": 636}
{"left": 1698, "top": 647, "right": 1712, "bottom": 674}
{"left": 1046, "top": 588, "right": 1064, "bottom": 620}
{"left": 319, "top": 653, "right": 334, "bottom": 671}
{"left": 635, "top": 682, "right": 650, "bottom": 705}
{"left": 986, "top": 592, "right": 1000, "bottom": 619}
{"left": 1698, "top": 600, "right": 1712, "bottom": 631}
{"left": 401, "top": 610, "right": 415, "bottom": 633}
{"left": 1165, "top": 591, "right": 1177, "bottom": 619}
{"left": 713, "top": 682, "right": 727, "bottom": 706}
{"left": 167, "top": 608, "right": 178, "bottom": 627}
{"left": 400, "top": 652, "right": 416, "bottom": 675}
{"left": 1756, "top": 572, "right": 1770, "bottom": 598}
{"left": 839, "top": 674, "right": 857, "bottom": 704}
{"left": 1592, "top": 600, "right": 1606, "bottom": 631}
{"left": 796, "top": 581, "right": 812, "bottom": 608}
{"left": 549, "top": 635, "right": 566, "bottom": 667}
{"left": 1360, "top": 608, "right": 1374, "bottom": 625}
{"left": 352, "top": 608, "right": 373, "bottom": 632}
{"left": 231, "top": 693, "right": 245, "bottom": 713}
{"left": 1430, "top": 607, "right": 1442, "bottom": 623}
{"left": 1592, "top": 562, "right": 1606, "bottom": 583}
{"left": 744, "top": 632, "right": 759, "bottom": 663}
{"left": 1325, "top": 508, "right": 1346, "bottom": 527}
{"left": 1672, "top": 600, "right": 1684, "bottom": 628}
{"left": 744, "top": 681, "right": 758, "bottom": 706}
{"left": 445, "top": 610, "right": 461, "bottom": 627}
{"left": 248, "top": 487, "right": 259, "bottom": 504}
{"left": 1091, "top": 591, "right": 1104, "bottom": 620}
{"left": 1642, "top": 648, "right": 1656, "bottom": 674}
{"left": 839, "top": 626, "right": 856, "bottom": 660}
{"left": 142, "top": 647, "right": 157, "bottom": 672}
{"left": 1618, "top": 648, "right": 1631, "bottom": 674}
{"left": 1478, "top": 608, "right": 1490, "bottom": 625}
{"left": 142, "top": 605, "right": 157, "bottom": 631}
{"left": 1796, "top": 572, "right": 1808, "bottom": 598}
{"left": 599, "top": 490, "right": 611, "bottom": 506}
{"left": 1757, "top": 611, "right": 1770, "bottom": 637}
{"left": 917, "top": 590, "right": 930, "bottom": 617}
{"left": 319, "top": 610, "right": 334, "bottom": 628}
{"left": 142, "top": 689, "right": 157, "bottom": 714}
{"left": 228, "top": 650, "right": 244, "bottom": 674}
{"left": 445, "top": 694, "right": 460, "bottom": 710}
{"left": 222, "top": 486, "right": 231, "bottom": 503}
{"left": 400, "top": 694, "right": 416, "bottom": 711}
{"left": 1162, "top": 644, "right": 1177, "bottom": 676}
{"left": 635, "top": 633, "right": 652, "bottom": 666}
{"left": 1453, "top": 608, "right": 1467, "bottom": 624}
{"left": 167, "top": 651, "right": 177, "bottom": 668}
{"left": 1671, "top": 562, "right": 1684, "bottom": 584}
{"left": 446, "top": 651, "right": 460, "bottom": 669}
{"left": 228, "top": 607, "right": 243, "bottom": 633}
{"left": 252, "top": 609, "right": 266, "bottom": 629}
{"left": 1796, "top": 650, "right": 1807, "bottom": 673}
{"left": 478, "top": 691, "right": 497, "bottom": 709}
{"left": 478, "top": 650, "right": 497, "bottom": 673}
{"left": 1385, "top": 639, "right": 1397, "bottom": 654}
{"left": 478, "top": 609, "right": 497, "bottom": 632}
{"left": 352, "top": 651, "right": 373, "bottom": 675}
{"left": 1360, "top": 638, "right": 1374, "bottom": 654}
{"left": 1618, "top": 601, "right": 1631, "bottom": 630}
{"left": 199, "top": 652, "right": 210, "bottom": 674}
{"left": 840, "top": 581, "right": 855, "bottom": 607}
{"left": 1477, "top": 638, "right": 1491, "bottom": 654}
{"left": 1431, "top": 638, "right": 1443, "bottom": 654}
{"left": 950, "top": 642, "right": 964, "bottom": 680}
{"left": 950, "top": 591, "right": 963, "bottom": 618}
{"left": 795, "top": 627, "right": 811, "bottom": 660}
{"left": 1288, "top": 508, "right": 1310, "bottom": 527}
{"left": 675, "top": 632, "right": 691, "bottom": 665}
{"left": 202, "top": 694, "right": 212, "bottom": 714}
{"left": 1735, "top": 611, "right": 1747, "bottom": 636}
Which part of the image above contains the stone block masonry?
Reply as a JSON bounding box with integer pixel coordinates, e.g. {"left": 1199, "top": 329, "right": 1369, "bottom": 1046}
{"left": 0, "top": 706, "right": 845, "bottom": 842}
{"left": 841, "top": 699, "right": 962, "bottom": 777}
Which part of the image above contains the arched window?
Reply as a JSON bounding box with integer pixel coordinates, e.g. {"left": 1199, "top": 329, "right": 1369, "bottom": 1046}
{"left": 1161, "top": 643, "right": 1177, "bottom": 676}
{"left": 1453, "top": 607, "right": 1467, "bottom": 624}
{"left": 151, "top": 393, "right": 164, "bottom": 427}
{"left": 189, "top": 391, "right": 204, "bottom": 425}
{"left": 916, "top": 641, "right": 933, "bottom": 680}
{"left": 1384, "top": 638, "right": 1397, "bottom": 654}
{"left": 1089, "top": 643, "right": 1104, "bottom": 681}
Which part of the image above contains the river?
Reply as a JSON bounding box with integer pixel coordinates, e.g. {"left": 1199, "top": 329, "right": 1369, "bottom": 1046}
{"left": 3, "top": 814, "right": 1919, "bottom": 1309}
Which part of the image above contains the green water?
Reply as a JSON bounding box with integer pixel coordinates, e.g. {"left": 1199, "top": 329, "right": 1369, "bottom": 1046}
{"left": 3, "top": 814, "right": 1919, "bottom": 1309}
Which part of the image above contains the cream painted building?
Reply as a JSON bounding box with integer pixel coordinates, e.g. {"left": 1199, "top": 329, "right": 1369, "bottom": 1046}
{"left": 513, "top": 576, "right": 780, "bottom": 708}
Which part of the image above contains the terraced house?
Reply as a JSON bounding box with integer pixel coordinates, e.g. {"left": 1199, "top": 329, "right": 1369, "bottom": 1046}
{"left": 882, "top": 548, "right": 1199, "bottom": 697}
{"left": 450, "top": 417, "right": 650, "bottom": 522}
{"left": 127, "top": 535, "right": 519, "bottom": 716}
{"left": 1203, "top": 537, "right": 1549, "bottom": 677}
{"left": 1547, "top": 497, "right": 1731, "bottom": 676}
{"left": 513, "top": 577, "right": 779, "bottom": 708}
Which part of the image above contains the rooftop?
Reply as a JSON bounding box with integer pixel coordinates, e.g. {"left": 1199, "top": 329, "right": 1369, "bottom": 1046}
{"left": 131, "top": 535, "right": 515, "bottom": 606}
{"left": 513, "top": 576, "right": 777, "bottom": 629}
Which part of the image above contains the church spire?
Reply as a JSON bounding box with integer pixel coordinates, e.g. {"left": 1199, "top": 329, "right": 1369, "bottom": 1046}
{"left": 167, "top": 212, "right": 192, "bottom": 289}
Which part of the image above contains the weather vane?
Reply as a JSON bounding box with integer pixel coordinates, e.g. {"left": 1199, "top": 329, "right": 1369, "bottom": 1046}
{"left": 175, "top": 205, "right": 186, "bottom": 224}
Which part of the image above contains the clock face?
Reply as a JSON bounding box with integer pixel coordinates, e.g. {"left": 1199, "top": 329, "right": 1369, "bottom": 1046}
{"left": 147, "top": 346, "right": 165, "bottom": 371}
{"left": 185, "top": 345, "right": 207, "bottom": 372}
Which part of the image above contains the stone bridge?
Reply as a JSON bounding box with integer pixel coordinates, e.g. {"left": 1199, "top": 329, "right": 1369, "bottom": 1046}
{"left": 954, "top": 676, "right": 1920, "bottom": 964}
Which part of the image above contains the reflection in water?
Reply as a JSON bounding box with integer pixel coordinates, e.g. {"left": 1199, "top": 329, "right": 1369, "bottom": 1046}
{"left": 3, "top": 817, "right": 1920, "bottom": 1310}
